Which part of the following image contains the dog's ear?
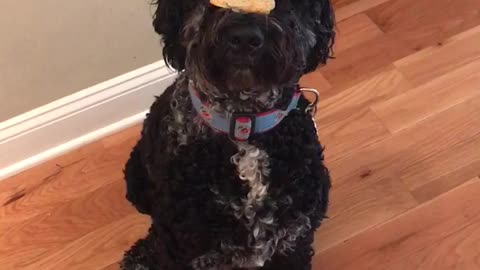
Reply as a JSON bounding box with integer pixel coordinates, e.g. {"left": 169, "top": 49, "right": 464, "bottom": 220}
{"left": 152, "top": 0, "right": 191, "bottom": 70}
{"left": 304, "top": 0, "right": 335, "bottom": 73}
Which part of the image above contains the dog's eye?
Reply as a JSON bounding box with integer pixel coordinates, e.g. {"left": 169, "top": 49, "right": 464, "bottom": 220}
{"left": 171, "top": 99, "right": 178, "bottom": 109}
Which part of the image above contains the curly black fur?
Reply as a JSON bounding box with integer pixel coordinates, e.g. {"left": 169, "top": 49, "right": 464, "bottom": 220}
{"left": 121, "top": 0, "right": 335, "bottom": 269}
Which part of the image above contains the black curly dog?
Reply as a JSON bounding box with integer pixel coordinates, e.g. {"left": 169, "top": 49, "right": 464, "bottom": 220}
{"left": 121, "top": 0, "right": 335, "bottom": 269}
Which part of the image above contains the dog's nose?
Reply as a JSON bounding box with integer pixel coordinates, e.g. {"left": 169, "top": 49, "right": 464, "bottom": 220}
{"left": 224, "top": 25, "right": 264, "bottom": 53}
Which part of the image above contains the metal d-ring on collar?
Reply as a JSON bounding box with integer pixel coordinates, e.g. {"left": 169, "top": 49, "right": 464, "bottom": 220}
{"left": 299, "top": 87, "right": 320, "bottom": 116}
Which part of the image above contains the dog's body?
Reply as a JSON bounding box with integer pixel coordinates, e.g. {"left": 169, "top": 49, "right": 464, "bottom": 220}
{"left": 121, "top": 1, "right": 335, "bottom": 269}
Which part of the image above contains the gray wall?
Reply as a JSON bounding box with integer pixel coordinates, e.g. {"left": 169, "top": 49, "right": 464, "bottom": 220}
{"left": 0, "top": 0, "right": 163, "bottom": 121}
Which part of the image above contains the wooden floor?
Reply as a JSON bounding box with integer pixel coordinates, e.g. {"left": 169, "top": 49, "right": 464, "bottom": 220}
{"left": 2, "top": 0, "right": 480, "bottom": 269}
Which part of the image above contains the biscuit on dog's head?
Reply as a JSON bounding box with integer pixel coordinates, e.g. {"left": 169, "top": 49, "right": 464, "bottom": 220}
{"left": 210, "top": 0, "right": 275, "bottom": 14}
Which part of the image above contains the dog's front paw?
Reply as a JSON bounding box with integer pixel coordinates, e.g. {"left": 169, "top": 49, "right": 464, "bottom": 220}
{"left": 192, "top": 252, "right": 226, "bottom": 270}
{"left": 120, "top": 261, "right": 150, "bottom": 270}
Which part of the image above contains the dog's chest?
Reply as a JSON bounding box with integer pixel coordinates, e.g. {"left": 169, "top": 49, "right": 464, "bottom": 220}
{"left": 164, "top": 138, "right": 311, "bottom": 269}
{"left": 159, "top": 87, "right": 317, "bottom": 267}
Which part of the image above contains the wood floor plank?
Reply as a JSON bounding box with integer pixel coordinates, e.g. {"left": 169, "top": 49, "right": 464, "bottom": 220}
{"left": 313, "top": 175, "right": 417, "bottom": 252}
{"left": 408, "top": 133, "right": 480, "bottom": 203}
{"left": 470, "top": 95, "right": 480, "bottom": 109}
{"left": 334, "top": 0, "right": 393, "bottom": 22}
{"left": 318, "top": 108, "right": 390, "bottom": 161}
{"left": 371, "top": 59, "right": 480, "bottom": 133}
{"left": 314, "top": 67, "right": 411, "bottom": 160}
{"left": 322, "top": 0, "right": 480, "bottom": 90}
{"left": 387, "top": 217, "right": 480, "bottom": 270}
{"left": 367, "top": 0, "right": 480, "bottom": 51}
{"left": 0, "top": 141, "right": 103, "bottom": 207}
{"left": 101, "top": 124, "right": 141, "bottom": 150}
{"left": 0, "top": 126, "right": 138, "bottom": 226}
{"left": 411, "top": 160, "right": 480, "bottom": 204}
{"left": 0, "top": 149, "right": 123, "bottom": 226}
{"left": 394, "top": 25, "right": 480, "bottom": 86}
{"left": 332, "top": 0, "right": 358, "bottom": 9}
{"left": 313, "top": 178, "right": 480, "bottom": 270}
{"left": 316, "top": 67, "right": 410, "bottom": 121}
{"left": 0, "top": 125, "right": 140, "bottom": 269}
{"left": 102, "top": 262, "right": 121, "bottom": 270}
{"left": 300, "top": 70, "right": 332, "bottom": 95}
{"left": 334, "top": 13, "right": 384, "bottom": 53}
{"left": 0, "top": 180, "right": 135, "bottom": 269}
{"left": 328, "top": 96, "right": 480, "bottom": 187}
{"left": 401, "top": 133, "right": 480, "bottom": 192}
{"left": 310, "top": 67, "right": 420, "bottom": 251}
{"left": 22, "top": 213, "right": 150, "bottom": 270}
{"left": 301, "top": 13, "right": 385, "bottom": 96}
{"left": 318, "top": 33, "right": 414, "bottom": 90}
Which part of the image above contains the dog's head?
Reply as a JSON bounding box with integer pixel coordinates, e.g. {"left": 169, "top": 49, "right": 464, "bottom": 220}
{"left": 153, "top": 0, "right": 335, "bottom": 101}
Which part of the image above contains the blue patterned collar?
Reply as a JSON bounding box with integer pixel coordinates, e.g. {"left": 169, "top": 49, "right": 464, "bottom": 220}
{"left": 188, "top": 84, "right": 302, "bottom": 141}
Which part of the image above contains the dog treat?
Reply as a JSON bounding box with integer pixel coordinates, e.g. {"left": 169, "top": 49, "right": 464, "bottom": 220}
{"left": 210, "top": 0, "right": 275, "bottom": 14}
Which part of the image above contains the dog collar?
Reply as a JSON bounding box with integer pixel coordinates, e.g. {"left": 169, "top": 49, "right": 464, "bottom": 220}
{"left": 189, "top": 84, "right": 302, "bottom": 141}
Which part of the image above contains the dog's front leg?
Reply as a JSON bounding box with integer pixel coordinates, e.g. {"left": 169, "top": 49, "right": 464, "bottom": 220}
{"left": 121, "top": 225, "right": 185, "bottom": 270}
{"left": 261, "top": 231, "right": 315, "bottom": 270}
{"left": 124, "top": 142, "right": 153, "bottom": 215}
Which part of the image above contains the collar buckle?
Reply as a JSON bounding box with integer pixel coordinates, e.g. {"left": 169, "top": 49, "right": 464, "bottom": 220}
{"left": 299, "top": 88, "right": 320, "bottom": 116}
{"left": 229, "top": 112, "right": 257, "bottom": 141}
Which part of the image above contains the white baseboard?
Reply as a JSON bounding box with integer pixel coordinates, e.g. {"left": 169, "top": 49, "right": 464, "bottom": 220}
{"left": 0, "top": 60, "right": 177, "bottom": 180}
